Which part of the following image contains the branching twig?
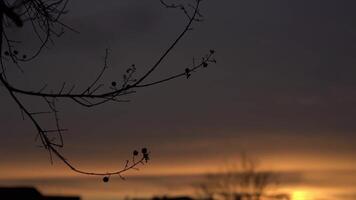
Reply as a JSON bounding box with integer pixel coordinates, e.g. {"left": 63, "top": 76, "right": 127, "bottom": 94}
{"left": 0, "top": 0, "right": 216, "bottom": 180}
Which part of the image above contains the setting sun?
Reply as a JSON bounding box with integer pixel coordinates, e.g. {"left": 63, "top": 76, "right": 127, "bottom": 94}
{"left": 292, "top": 191, "right": 314, "bottom": 200}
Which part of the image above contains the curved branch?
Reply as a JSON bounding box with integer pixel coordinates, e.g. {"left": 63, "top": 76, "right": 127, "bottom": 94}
{"left": 1, "top": 73, "right": 148, "bottom": 177}
{"left": 0, "top": 0, "right": 215, "bottom": 179}
{"left": 134, "top": 0, "right": 201, "bottom": 86}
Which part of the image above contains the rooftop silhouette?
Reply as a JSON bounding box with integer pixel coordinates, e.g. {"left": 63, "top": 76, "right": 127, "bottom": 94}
{"left": 0, "top": 187, "right": 80, "bottom": 200}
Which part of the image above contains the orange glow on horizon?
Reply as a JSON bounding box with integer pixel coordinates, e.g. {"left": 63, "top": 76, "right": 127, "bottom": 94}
{"left": 292, "top": 190, "right": 314, "bottom": 200}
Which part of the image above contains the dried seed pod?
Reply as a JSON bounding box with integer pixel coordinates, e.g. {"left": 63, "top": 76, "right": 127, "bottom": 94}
{"left": 103, "top": 176, "right": 109, "bottom": 183}
{"left": 141, "top": 148, "right": 148, "bottom": 154}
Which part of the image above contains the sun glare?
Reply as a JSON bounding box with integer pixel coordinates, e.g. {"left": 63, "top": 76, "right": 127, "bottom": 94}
{"left": 292, "top": 190, "right": 314, "bottom": 200}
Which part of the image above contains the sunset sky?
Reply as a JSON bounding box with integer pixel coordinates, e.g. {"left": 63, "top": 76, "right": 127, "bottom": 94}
{"left": 1, "top": 0, "right": 356, "bottom": 200}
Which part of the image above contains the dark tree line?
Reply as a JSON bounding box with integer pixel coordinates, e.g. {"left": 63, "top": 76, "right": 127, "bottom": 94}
{"left": 0, "top": 0, "right": 216, "bottom": 181}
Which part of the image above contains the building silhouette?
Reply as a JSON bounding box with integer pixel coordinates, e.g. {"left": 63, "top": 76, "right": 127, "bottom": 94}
{"left": 0, "top": 187, "right": 80, "bottom": 200}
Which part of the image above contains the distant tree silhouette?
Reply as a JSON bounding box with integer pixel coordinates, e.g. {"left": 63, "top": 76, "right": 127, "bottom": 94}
{"left": 0, "top": 0, "right": 216, "bottom": 180}
{"left": 196, "top": 154, "right": 281, "bottom": 200}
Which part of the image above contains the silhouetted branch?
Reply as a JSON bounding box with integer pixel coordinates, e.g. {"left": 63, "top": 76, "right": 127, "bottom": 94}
{"left": 0, "top": 0, "right": 216, "bottom": 180}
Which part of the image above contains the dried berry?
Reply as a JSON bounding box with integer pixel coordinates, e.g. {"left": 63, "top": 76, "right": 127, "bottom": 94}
{"left": 203, "top": 62, "right": 208, "bottom": 68}
{"left": 133, "top": 150, "right": 139, "bottom": 156}
{"left": 111, "top": 81, "right": 117, "bottom": 87}
{"left": 141, "top": 148, "right": 148, "bottom": 154}
{"left": 13, "top": 50, "right": 18, "bottom": 55}
{"left": 103, "top": 176, "right": 109, "bottom": 183}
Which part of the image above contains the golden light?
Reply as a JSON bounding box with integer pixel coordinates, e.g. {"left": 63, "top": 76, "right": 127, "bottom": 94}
{"left": 292, "top": 190, "right": 314, "bottom": 200}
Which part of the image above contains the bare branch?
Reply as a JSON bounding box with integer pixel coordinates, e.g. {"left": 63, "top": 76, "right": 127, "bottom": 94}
{"left": 0, "top": 0, "right": 215, "bottom": 180}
